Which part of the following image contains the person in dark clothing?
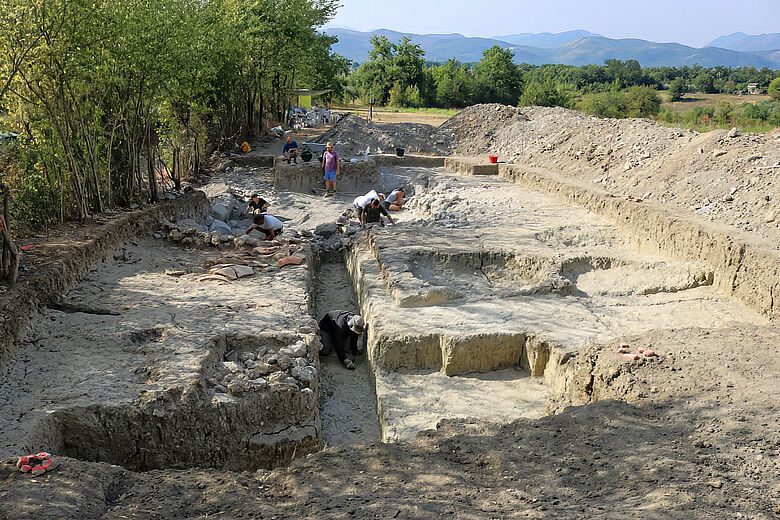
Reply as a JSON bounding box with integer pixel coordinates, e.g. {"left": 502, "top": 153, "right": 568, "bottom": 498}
{"left": 282, "top": 136, "right": 299, "bottom": 163}
{"left": 243, "top": 194, "right": 268, "bottom": 215}
{"left": 362, "top": 197, "right": 394, "bottom": 226}
{"left": 318, "top": 310, "right": 366, "bottom": 370}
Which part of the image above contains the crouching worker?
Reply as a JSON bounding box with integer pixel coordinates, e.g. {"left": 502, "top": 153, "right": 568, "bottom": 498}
{"left": 282, "top": 136, "right": 298, "bottom": 164}
{"left": 382, "top": 187, "right": 406, "bottom": 211}
{"left": 243, "top": 193, "right": 268, "bottom": 215}
{"left": 245, "top": 213, "right": 283, "bottom": 240}
{"left": 318, "top": 310, "right": 365, "bottom": 370}
{"left": 353, "top": 189, "right": 383, "bottom": 222}
{"left": 363, "top": 197, "right": 394, "bottom": 227}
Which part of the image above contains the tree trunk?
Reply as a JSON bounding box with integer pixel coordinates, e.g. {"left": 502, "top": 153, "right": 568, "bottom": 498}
{"left": 0, "top": 185, "right": 19, "bottom": 284}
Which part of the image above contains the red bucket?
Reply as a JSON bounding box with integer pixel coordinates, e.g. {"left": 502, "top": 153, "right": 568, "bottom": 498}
{"left": 488, "top": 155, "right": 498, "bottom": 164}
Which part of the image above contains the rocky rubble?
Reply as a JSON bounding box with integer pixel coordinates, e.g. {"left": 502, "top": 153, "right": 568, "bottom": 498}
{"left": 209, "top": 340, "right": 317, "bottom": 397}
{"left": 314, "top": 114, "right": 452, "bottom": 157}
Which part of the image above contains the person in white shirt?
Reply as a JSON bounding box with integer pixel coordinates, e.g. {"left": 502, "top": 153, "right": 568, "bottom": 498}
{"left": 352, "top": 190, "right": 385, "bottom": 221}
{"left": 245, "top": 213, "right": 283, "bottom": 240}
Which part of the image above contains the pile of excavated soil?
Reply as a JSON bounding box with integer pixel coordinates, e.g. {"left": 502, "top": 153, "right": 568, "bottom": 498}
{"left": 314, "top": 114, "right": 452, "bottom": 157}
{"left": 443, "top": 104, "right": 780, "bottom": 247}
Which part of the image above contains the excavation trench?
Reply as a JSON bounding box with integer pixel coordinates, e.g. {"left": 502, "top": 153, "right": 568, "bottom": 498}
{"left": 314, "top": 258, "right": 381, "bottom": 446}
{"left": 315, "top": 252, "right": 554, "bottom": 444}
{"left": 27, "top": 332, "right": 323, "bottom": 472}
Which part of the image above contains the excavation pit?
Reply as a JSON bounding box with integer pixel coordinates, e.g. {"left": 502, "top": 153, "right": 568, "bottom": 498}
{"left": 0, "top": 236, "right": 324, "bottom": 472}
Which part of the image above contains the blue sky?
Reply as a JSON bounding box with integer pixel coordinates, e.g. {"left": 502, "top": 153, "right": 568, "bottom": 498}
{"left": 328, "top": 0, "right": 780, "bottom": 47}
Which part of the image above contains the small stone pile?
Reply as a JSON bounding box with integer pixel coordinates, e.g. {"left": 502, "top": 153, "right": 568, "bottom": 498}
{"left": 209, "top": 340, "right": 317, "bottom": 397}
{"left": 155, "top": 217, "right": 310, "bottom": 251}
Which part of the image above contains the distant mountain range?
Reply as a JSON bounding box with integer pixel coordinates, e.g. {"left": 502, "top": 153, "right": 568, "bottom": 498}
{"left": 705, "top": 32, "right": 780, "bottom": 52}
{"left": 491, "top": 30, "right": 601, "bottom": 48}
{"left": 324, "top": 28, "right": 780, "bottom": 68}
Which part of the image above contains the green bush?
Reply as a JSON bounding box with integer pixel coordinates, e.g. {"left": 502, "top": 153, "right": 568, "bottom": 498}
{"left": 519, "top": 80, "right": 575, "bottom": 108}
{"left": 769, "top": 77, "right": 780, "bottom": 100}
{"left": 578, "top": 87, "right": 660, "bottom": 118}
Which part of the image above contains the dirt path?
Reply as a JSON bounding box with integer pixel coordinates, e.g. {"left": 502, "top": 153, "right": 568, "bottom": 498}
{"left": 315, "top": 262, "right": 381, "bottom": 446}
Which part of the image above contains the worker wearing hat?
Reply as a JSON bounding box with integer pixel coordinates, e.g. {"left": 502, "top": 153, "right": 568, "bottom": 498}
{"left": 321, "top": 142, "right": 340, "bottom": 196}
{"left": 318, "top": 310, "right": 365, "bottom": 370}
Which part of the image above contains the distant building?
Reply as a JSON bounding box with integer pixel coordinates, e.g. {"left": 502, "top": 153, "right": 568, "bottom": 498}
{"left": 746, "top": 83, "right": 764, "bottom": 95}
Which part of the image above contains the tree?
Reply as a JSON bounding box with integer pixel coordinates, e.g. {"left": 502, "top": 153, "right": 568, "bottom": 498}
{"left": 473, "top": 46, "right": 523, "bottom": 105}
{"left": 694, "top": 73, "right": 715, "bottom": 94}
{"left": 627, "top": 86, "right": 661, "bottom": 117}
{"left": 519, "top": 80, "right": 575, "bottom": 108}
{"left": 0, "top": 0, "right": 343, "bottom": 229}
{"left": 668, "top": 77, "right": 687, "bottom": 102}
{"left": 769, "top": 77, "right": 780, "bottom": 100}
{"left": 713, "top": 102, "right": 734, "bottom": 124}
{"left": 350, "top": 35, "right": 428, "bottom": 106}
{"left": 430, "top": 59, "right": 473, "bottom": 107}
{"left": 578, "top": 91, "right": 630, "bottom": 118}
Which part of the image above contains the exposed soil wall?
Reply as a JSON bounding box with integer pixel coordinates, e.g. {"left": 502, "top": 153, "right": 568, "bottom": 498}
{"left": 373, "top": 155, "right": 446, "bottom": 168}
{"left": 273, "top": 158, "right": 380, "bottom": 194}
{"left": 493, "top": 163, "right": 779, "bottom": 319}
{"left": 37, "top": 332, "right": 322, "bottom": 471}
{"left": 0, "top": 192, "right": 210, "bottom": 366}
{"left": 444, "top": 104, "right": 780, "bottom": 246}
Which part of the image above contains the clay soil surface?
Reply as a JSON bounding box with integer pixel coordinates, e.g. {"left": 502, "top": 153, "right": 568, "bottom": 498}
{"left": 1, "top": 325, "right": 777, "bottom": 519}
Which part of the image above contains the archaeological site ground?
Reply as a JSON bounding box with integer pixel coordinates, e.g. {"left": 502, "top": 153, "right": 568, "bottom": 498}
{"left": 0, "top": 105, "right": 778, "bottom": 519}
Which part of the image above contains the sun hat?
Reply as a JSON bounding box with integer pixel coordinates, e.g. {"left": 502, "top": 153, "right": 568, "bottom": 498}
{"left": 348, "top": 315, "right": 365, "bottom": 334}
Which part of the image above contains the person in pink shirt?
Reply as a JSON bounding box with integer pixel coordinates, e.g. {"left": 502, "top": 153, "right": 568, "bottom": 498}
{"left": 321, "top": 142, "right": 340, "bottom": 196}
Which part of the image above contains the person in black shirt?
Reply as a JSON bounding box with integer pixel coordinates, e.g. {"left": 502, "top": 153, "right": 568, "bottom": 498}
{"left": 243, "top": 194, "right": 268, "bottom": 215}
{"left": 318, "top": 310, "right": 366, "bottom": 370}
{"left": 362, "top": 197, "right": 394, "bottom": 226}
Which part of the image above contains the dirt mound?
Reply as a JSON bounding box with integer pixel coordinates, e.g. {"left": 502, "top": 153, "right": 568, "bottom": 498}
{"left": 445, "top": 104, "right": 780, "bottom": 247}
{"left": 315, "top": 114, "right": 451, "bottom": 157}
{"left": 439, "top": 103, "right": 530, "bottom": 154}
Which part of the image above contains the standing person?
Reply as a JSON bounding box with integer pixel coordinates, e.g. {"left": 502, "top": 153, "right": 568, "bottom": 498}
{"left": 322, "top": 142, "right": 340, "bottom": 196}
{"left": 245, "top": 213, "right": 283, "bottom": 240}
{"left": 282, "top": 136, "right": 298, "bottom": 164}
{"left": 318, "top": 310, "right": 366, "bottom": 370}
{"left": 243, "top": 193, "right": 268, "bottom": 215}
{"left": 362, "top": 197, "right": 394, "bottom": 227}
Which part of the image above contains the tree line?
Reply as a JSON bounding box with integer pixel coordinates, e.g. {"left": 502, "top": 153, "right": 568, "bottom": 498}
{"left": 0, "top": 0, "right": 346, "bottom": 237}
{"left": 344, "top": 36, "right": 779, "bottom": 114}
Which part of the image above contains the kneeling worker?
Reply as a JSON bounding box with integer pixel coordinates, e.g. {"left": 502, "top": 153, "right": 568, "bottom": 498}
{"left": 318, "top": 310, "right": 366, "bottom": 370}
{"left": 245, "top": 213, "right": 283, "bottom": 240}
{"left": 363, "top": 197, "right": 394, "bottom": 226}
